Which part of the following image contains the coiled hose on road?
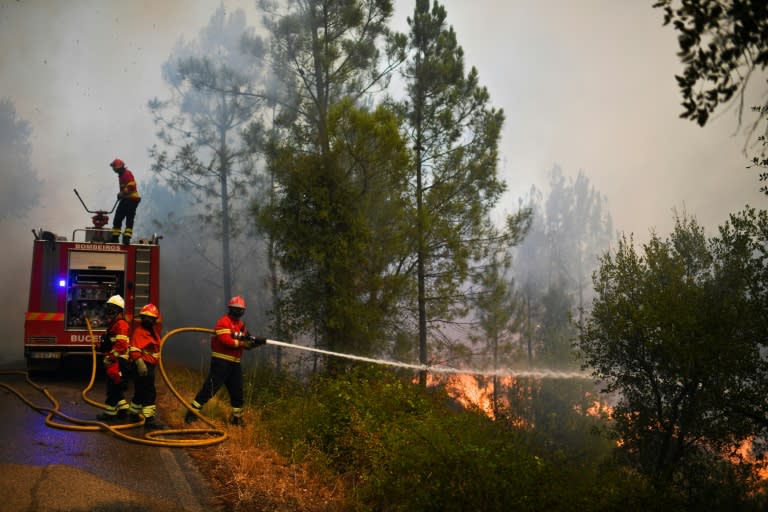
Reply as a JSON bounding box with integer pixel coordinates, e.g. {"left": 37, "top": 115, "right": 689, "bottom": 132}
{"left": 0, "top": 322, "right": 229, "bottom": 447}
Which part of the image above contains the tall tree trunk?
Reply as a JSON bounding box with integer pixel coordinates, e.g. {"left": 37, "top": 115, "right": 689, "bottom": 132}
{"left": 416, "top": 92, "right": 427, "bottom": 388}
{"left": 492, "top": 324, "right": 499, "bottom": 418}
{"left": 526, "top": 288, "right": 533, "bottom": 364}
{"left": 219, "top": 135, "right": 232, "bottom": 304}
{"left": 266, "top": 116, "right": 283, "bottom": 372}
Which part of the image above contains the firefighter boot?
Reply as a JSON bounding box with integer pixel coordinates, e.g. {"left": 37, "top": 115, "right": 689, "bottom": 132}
{"left": 122, "top": 236, "right": 131, "bottom": 245}
{"left": 229, "top": 415, "right": 245, "bottom": 427}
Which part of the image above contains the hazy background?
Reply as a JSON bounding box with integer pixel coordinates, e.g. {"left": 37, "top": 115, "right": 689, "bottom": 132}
{"left": 1, "top": 0, "right": 763, "bottom": 362}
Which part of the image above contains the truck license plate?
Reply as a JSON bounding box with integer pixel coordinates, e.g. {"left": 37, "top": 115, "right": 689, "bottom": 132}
{"left": 30, "top": 352, "right": 62, "bottom": 359}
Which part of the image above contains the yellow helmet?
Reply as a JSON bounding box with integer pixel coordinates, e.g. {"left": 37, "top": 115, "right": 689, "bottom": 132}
{"left": 106, "top": 295, "right": 125, "bottom": 309}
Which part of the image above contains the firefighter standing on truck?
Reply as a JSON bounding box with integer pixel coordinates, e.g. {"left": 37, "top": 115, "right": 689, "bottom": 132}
{"left": 185, "top": 296, "right": 266, "bottom": 427}
{"left": 109, "top": 158, "right": 140, "bottom": 245}
{"left": 96, "top": 295, "right": 131, "bottom": 423}
{"left": 127, "top": 303, "right": 163, "bottom": 429}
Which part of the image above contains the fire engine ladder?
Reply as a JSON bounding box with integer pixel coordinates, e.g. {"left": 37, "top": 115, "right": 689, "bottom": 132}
{"left": 133, "top": 247, "right": 152, "bottom": 316}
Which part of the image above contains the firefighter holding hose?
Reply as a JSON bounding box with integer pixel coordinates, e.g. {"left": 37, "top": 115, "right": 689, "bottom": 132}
{"left": 185, "top": 296, "right": 266, "bottom": 427}
{"left": 127, "top": 303, "right": 164, "bottom": 429}
{"left": 96, "top": 295, "right": 131, "bottom": 423}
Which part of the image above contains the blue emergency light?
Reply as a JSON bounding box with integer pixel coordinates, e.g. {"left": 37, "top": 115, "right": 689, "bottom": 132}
{"left": 58, "top": 279, "right": 66, "bottom": 288}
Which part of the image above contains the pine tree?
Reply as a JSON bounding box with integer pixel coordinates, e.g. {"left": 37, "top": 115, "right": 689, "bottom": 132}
{"left": 254, "top": 0, "right": 408, "bottom": 360}
{"left": 402, "top": 0, "right": 513, "bottom": 384}
{"left": 148, "top": 6, "right": 267, "bottom": 304}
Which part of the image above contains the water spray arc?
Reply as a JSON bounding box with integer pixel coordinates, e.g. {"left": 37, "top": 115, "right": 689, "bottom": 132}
{"left": 263, "top": 338, "right": 593, "bottom": 380}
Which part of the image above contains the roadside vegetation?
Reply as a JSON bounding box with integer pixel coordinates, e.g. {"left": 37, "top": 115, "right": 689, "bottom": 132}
{"left": 163, "top": 362, "right": 766, "bottom": 512}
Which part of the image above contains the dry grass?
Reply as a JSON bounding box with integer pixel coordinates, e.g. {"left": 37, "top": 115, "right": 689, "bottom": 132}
{"left": 157, "top": 364, "right": 350, "bottom": 512}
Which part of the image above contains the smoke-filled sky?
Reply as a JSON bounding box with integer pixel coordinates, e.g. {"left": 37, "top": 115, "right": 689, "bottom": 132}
{"left": 0, "top": 0, "right": 764, "bottom": 359}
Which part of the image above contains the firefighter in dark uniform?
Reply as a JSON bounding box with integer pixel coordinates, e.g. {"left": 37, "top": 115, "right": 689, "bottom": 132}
{"left": 185, "top": 296, "right": 266, "bottom": 426}
{"left": 127, "top": 303, "right": 163, "bottom": 429}
{"left": 96, "top": 295, "right": 131, "bottom": 423}
{"left": 109, "top": 158, "right": 141, "bottom": 245}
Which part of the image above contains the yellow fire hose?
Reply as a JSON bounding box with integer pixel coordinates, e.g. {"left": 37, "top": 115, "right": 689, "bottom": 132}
{"left": 0, "top": 320, "right": 229, "bottom": 447}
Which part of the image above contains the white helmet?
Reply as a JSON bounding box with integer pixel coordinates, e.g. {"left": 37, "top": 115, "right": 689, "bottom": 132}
{"left": 106, "top": 295, "right": 125, "bottom": 309}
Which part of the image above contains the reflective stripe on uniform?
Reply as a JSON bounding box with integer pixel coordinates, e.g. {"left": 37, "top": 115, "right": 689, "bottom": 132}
{"left": 211, "top": 352, "right": 240, "bottom": 363}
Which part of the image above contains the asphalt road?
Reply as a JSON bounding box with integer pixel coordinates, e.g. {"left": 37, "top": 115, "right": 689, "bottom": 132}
{"left": 0, "top": 359, "right": 221, "bottom": 512}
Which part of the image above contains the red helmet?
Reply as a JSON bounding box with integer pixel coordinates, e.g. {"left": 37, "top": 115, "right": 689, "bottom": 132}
{"left": 139, "top": 303, "right": 159, "bottom": 318}
{"left": 228, "top": 296, "right": 246, "bottom": 309}
{"left": 110, "top": 158, "right": 125, "bottom": 170}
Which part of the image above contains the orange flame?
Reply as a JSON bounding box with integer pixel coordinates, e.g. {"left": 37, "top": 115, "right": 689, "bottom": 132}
{"left": 584, "top": 398, "right": 614, "bottom": 419}
{"left": 423, "top": 373, "right": 517, "bottom": 419}
{"left": 733, "top": 437, "right": 768, "bottom": 481}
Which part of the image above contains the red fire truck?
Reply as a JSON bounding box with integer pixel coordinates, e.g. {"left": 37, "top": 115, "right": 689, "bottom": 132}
{"left": 24, "top": 190, "right": 161, "bottom": 372}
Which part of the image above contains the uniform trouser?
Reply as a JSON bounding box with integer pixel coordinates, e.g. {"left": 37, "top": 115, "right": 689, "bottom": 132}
{"left": 112, "top": 198, "right": 140, "bottom": 240}
{"left": 193, "top": 357, "right": 244, "bottom": 410}
{"left": 130, "top": 362, "right": 157, "bottom": 418}
{"left": 105, "top": 359, "right": 131, "bottom": 409}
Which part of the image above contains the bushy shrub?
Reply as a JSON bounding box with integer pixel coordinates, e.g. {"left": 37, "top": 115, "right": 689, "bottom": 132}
{"left": 247, "top": 366, "right": 667, "bottom": 511}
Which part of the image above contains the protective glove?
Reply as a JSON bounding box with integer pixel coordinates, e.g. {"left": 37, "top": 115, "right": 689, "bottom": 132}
{"left": 135, "top": 358, "right": 148, "bottom": 376}
{"left": 116, "top": 192, "right": 124, "bottom": 200}
{"left": 99, "top": 334, "right": 111, "bottom": 353}
{"left": 243, "top": 335, "right": 267, "bottom": 349}
{"left": 241, "top": 338, "right": 256, "bottom": 350}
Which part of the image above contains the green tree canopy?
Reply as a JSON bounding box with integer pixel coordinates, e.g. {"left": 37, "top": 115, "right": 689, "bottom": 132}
{"left": 252, "top": 0, "right": 407, "bottom": 360}
{"left": 654, "top": 0, "right": 768, "bottom": 128}
{"left": 259, "top": 99, "right": 411, "bottom": 356}
{"left": 579, "top": 209, "right": 768, "bottom": 503}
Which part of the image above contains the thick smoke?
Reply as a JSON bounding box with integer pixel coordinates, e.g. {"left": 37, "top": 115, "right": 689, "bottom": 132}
{"left": 0, "top": 99, "right": 41, "bottom": 220}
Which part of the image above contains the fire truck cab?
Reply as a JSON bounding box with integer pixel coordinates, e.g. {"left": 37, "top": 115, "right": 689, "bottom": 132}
{"left": 24, "top": 197, "right": 160, "bottom": 373}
